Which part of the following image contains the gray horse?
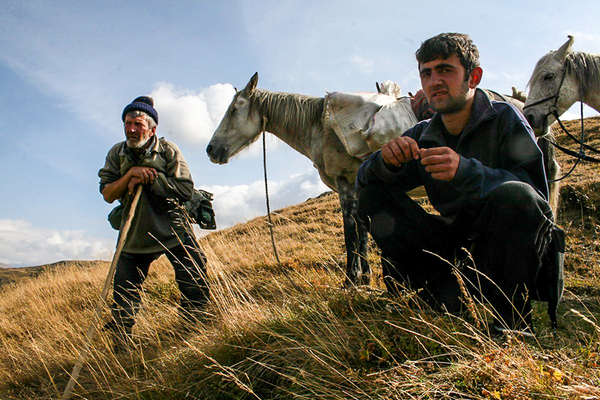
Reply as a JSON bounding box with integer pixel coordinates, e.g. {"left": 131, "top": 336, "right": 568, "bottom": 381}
{"left": 207, "top": 73, "right": 560, "bottom": 286}
{"left": 524, "top": 35, "right": 600, "bottom": 135}
{"left": 207, "top": 73, "right": 375, "bottom": 286}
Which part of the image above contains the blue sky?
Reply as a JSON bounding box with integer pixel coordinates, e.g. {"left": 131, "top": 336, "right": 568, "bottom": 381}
{"left": 1, "top": 0, "right": 599, "bottom": 267}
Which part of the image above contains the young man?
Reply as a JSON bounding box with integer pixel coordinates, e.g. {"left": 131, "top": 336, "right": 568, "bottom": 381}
{"left": 356, "top": 33, "right": 561, "bottom": 330}
{"left": 99, "top": 96, "right": 209, "bottom": 346}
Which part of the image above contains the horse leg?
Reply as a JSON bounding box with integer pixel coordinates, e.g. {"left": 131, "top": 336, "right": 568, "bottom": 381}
{"left": 537, "top": 132, "right": 561, "bottom": 218}
{"left": 337, "top": 177, "right": 370, "bottom": 287}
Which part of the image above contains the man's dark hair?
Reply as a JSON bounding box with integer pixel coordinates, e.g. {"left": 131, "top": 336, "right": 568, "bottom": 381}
{"left": 415, "top": 33, "right": 480, "bottom": 80}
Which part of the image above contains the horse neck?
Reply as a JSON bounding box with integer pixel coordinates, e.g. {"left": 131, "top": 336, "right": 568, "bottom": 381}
{"left": 567, "top": 52, "right": 600, "bottom": 112}
{"left": 251, "top": 89, "right": 324, "bottom": 158}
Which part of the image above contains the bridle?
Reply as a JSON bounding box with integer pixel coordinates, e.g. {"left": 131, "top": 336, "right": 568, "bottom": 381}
{"left": 523, "top": 61, "right": 600, "bottom": 182}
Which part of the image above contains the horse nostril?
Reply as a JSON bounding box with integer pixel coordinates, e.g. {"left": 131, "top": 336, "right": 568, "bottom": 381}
{"left": 206, "top": 144, "right": 212, "bottom": 154}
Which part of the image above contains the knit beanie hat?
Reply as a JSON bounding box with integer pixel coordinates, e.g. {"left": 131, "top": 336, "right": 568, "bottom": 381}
{"left": 122, "top": 96, "right": 158, "bottom": 124}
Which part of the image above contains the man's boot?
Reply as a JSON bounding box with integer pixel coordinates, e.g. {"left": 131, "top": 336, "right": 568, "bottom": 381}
{"left": 103, "top": 320, "right": 133, "bottom": 353}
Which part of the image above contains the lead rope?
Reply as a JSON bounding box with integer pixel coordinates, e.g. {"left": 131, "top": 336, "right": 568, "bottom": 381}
{"left": 261, "top": 116, "right": 281, "bottom": 265}
{"left": 547, "top": 100, "right": 586, "bottom": 182}
{"left": 260, "top": 118, "right": 306, "bottom": 293}
{"left": 546, "top": 78, "right": 598, "bottom": 182}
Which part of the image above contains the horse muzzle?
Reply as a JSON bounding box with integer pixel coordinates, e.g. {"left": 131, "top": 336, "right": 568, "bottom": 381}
{"left": 206, "top": 143, "right": 230, "bottom": 164}
{"left": 525, "top": 112, "right": 548, "bottom": 136}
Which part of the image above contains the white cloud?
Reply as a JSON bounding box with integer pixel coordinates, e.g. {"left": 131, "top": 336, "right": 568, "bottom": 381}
{"left": 204, "top": 170, "right": 329, "bottom": 229}
{"left": 151, "top": 83, "right": 236, "bottom": 146}
{"left": 0, "top": 220, "right": 113, "bottom": 267}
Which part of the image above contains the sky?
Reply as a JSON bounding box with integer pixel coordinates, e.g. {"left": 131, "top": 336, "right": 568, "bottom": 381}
{"left": 1, "top": 1, "right": 599, "bottom": 267}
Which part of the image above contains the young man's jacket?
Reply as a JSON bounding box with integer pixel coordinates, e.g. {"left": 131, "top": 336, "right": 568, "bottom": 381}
{"left": 99, "top": 135, "right": 194, "bottom": 253}
{"left": 356, "top": 88, "right": 549, "bottom": 219}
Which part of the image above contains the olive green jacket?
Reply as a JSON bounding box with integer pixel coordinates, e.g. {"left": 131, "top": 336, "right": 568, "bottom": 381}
{"left": 98, "top": 136, "right": 194, "bottom": 253}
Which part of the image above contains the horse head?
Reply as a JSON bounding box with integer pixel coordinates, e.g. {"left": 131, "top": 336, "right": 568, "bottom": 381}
{"left": 207, "top": 72, "right": 263, "bottom": 164}
{"left": 524, "top": 36, "right": 578, "bottom": 135}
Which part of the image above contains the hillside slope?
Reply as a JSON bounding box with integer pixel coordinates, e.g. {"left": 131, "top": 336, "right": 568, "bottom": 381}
{"left": 1, "top": 118, "right": 599, "bottom": 399}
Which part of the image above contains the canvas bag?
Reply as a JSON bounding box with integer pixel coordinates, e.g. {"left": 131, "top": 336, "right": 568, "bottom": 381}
{"left": 184, "top": 189, "right": 217, "bottom": 230}
{"left": 323, "top": 92, "right": 397, "bottom": 159}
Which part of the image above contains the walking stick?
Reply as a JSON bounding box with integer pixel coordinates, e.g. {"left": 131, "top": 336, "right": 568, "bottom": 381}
{"left": 61, "top": 184, "right": 143, "bottom": 400}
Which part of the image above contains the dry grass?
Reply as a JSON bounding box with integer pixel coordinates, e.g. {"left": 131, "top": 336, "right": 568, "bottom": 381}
{"left": 1, "top": 118, "right": 600, "bottom": 399}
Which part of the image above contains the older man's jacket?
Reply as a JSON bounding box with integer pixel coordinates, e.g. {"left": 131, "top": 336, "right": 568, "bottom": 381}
{"left": 99, "top": 136, "right": 194, "bottom": 253}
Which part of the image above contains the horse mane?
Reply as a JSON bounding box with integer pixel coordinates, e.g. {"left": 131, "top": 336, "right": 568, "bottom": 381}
{"left": 565, "top": 51, "right": 600, "bottom": 95}
{"left": 250, "top": 89, "right": 324, "bottom": 133}
{"left": 528, "top": 50, "right": 600, "bottom": 95}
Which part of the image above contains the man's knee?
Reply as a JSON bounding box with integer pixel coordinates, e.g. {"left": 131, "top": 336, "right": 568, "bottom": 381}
{"left": 357, "top": 183, "right": 387, "bottom": 217}
{"left": 484, "top": 181, "right": 549, "bottom": 219}
{"left": 486, "top": 181, "right": 541, "bottom": 205}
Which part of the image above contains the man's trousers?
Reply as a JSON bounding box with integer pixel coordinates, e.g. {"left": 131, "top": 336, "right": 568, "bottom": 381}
{"left": 110, "top": 233, "right": 209, "bottom": 329}
{"left": 358, "top": 181, "right": 554, "bottom": 329}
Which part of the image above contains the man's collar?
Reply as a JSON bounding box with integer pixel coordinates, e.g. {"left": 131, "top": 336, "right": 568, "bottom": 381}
{"left": 419, "top": 88, "right": 496, "bottom": 145}
{"left": 462, "top": 88, "right": 497, "bottom": 135}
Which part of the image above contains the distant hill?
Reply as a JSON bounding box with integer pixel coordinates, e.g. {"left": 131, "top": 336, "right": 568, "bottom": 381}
{"left": 0, "top": 260, "right": 108, "bottom": 287}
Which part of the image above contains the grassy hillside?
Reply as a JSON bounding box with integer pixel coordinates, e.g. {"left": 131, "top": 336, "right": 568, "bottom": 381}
{"left": 1, "top": 118, "right": 599, "bottom": 399}
{"left": 0, "top": 260, "right": 105, "bottom": 287}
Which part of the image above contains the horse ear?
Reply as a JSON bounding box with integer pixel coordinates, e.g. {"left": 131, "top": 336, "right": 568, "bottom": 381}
{"left": 243, "top": 72, "right": 259, "bottom": 93}
{"left": 375, "top": 82, "right": 381, "bottom": 93}
{"left": 555, "top": 35, "right": 574, "bottom": 61}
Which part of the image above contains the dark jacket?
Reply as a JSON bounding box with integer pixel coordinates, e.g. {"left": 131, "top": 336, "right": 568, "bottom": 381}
{"left": 356, "top": 89, "right": 549, "bottom": 218}
{"left": 99, "top": 136, "right": 194, "bottom": 253}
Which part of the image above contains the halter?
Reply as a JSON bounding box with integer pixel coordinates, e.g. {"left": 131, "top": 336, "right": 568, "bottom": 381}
{"left": 523, "top": 63, "right": 569, "bottom": 113}
{"left": 524, "top": 60, "right": 600, "bottom": 182}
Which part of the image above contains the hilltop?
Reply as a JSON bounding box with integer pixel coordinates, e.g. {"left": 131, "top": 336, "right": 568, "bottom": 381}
{"left": 0, "top": 117, "right": 599, "bottom": 399}
{"left": 0, "top": 260, "right": 106, "bottom": 287}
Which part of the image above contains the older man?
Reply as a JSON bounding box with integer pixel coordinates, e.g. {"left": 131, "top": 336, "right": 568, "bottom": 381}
{"left": 99, "top": 96, "right": 209, "bottom": 345}
{"left": 357, "top": 33, "right": 564, "bottom": 331}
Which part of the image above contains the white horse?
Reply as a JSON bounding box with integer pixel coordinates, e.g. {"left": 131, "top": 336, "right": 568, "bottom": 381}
{"left": 207, "top": 73, "right": 416, "bottom": 286}
{"left": 524, "top": 35, "right": 600, "bottom": 135}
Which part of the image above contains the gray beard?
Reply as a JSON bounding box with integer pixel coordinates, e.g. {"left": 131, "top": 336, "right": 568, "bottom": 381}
{"left": 126, "top": 136, "right": 151, "bottom": 149}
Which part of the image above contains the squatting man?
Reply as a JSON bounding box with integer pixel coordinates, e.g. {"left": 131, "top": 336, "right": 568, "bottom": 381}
{"left": 356, "top": 33, "right": 564, "bottom": 331}
{"left": 99, "top": 96, "right": 209, "bottom": 347}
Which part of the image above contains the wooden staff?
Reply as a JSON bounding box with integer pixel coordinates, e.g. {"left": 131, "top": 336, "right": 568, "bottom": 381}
{"left": 62, "top": 184, "right": 143, "bottom": 400}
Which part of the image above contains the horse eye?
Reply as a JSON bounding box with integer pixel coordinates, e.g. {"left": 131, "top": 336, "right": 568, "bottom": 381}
{"left": 543, "top": 73, "right": 555, "bottom": 81}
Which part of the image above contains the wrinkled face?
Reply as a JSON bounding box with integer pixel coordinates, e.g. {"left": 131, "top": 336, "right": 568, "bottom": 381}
{"left": 206, "top": 90, "right": 262, "bottom": 164}
{"left": 124, "top": 114, "right": 155, "bottom": 148}
{"left": 419, "top": 54, "right": 472, "bottom": 114}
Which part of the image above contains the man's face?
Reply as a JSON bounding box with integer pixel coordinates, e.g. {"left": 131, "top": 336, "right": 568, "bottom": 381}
{"left": 419, "top": 54, "right": 473, "bottom": 114}
{"left": 124, "top": 114, "right": 155, "bottom": 148}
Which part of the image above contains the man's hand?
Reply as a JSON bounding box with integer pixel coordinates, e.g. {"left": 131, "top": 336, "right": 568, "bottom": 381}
{"left": 128, "top": 166, "right": 158, "bottom": 184}
{"left": 381, "top": 136, "right": 420, "bottom": 167}
{"left": 127, "top": 167, "right": 157, "bottom": 194}
{"left": 420, "top": 147, "right": 460, "bottom": 181}
{"left": 127, "top": 176, "right": 143, "bottom": 195}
